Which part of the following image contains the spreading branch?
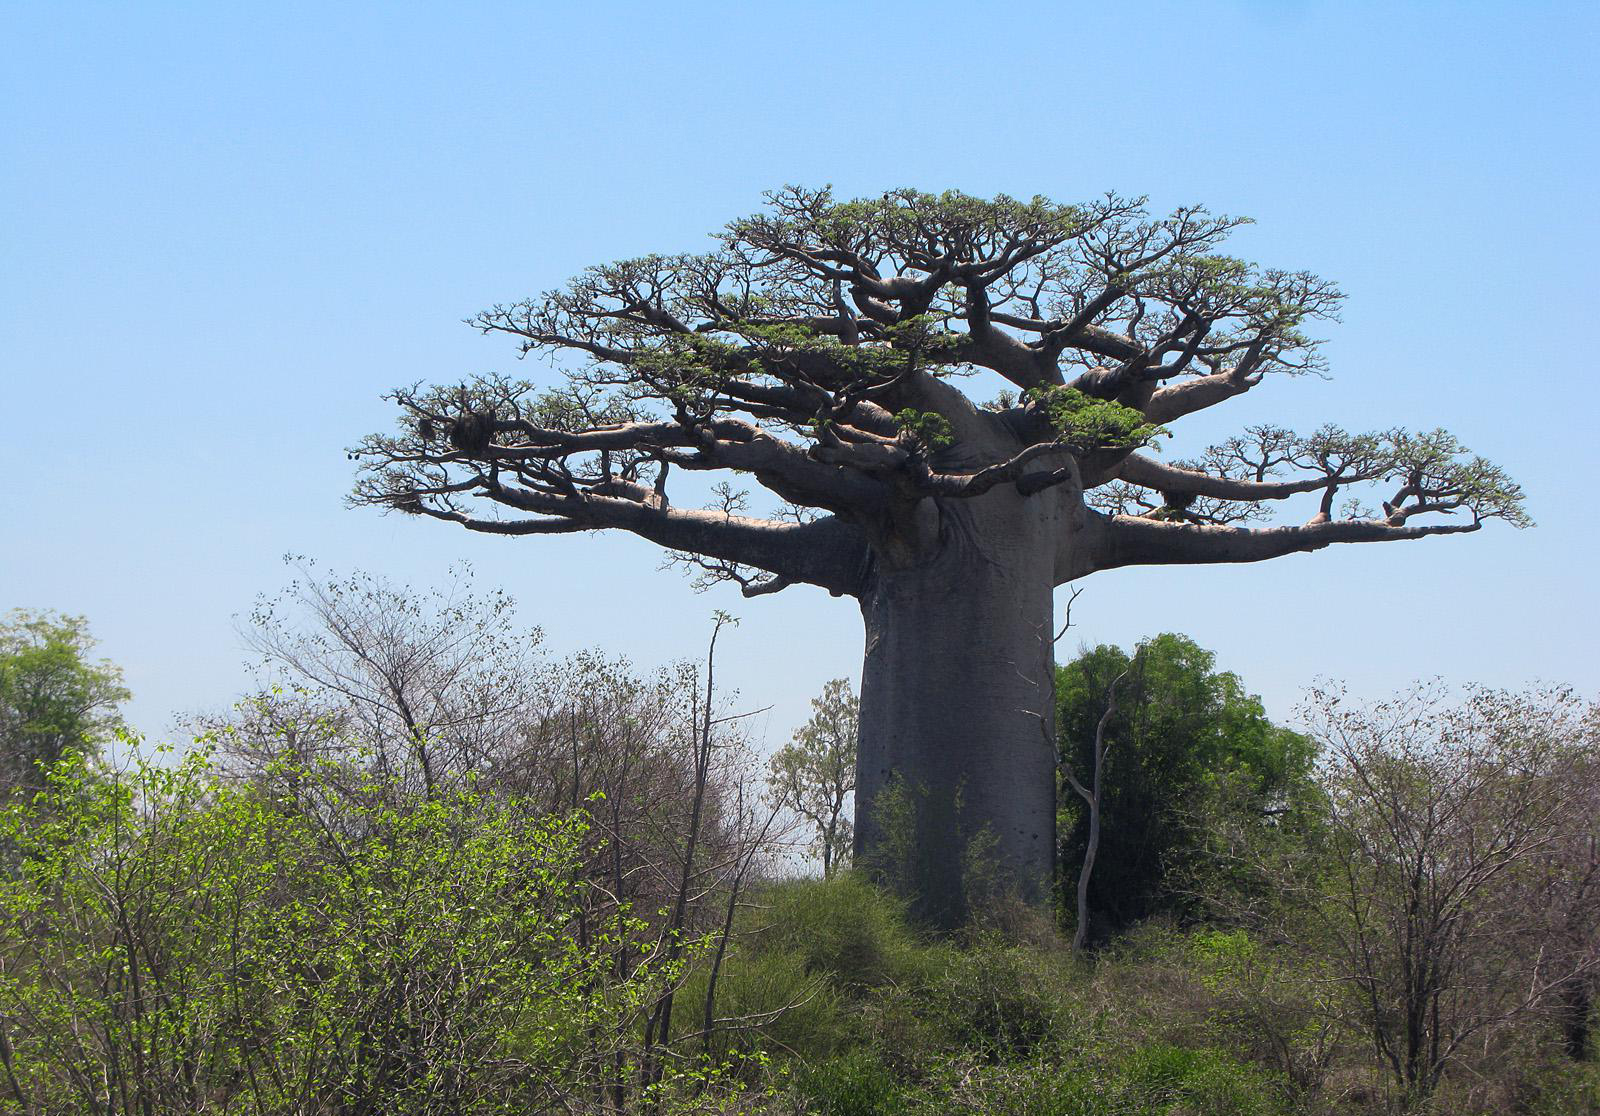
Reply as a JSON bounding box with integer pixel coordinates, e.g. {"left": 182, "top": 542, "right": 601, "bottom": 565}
{"left": 352, "top": 187, "right": 1525, "bottom": 595}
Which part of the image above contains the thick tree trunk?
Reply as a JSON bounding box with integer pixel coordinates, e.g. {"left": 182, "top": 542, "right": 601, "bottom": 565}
{"left": 852, "top": 486, "right": 1066, "bottom": 928}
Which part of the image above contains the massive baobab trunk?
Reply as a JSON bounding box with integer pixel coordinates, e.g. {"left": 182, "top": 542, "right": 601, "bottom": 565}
{"left": 855, "top": 484, "right": 1072, "bottom": 921}
{"left": 357, "top": 186, "right": 1527, "bottom": 930}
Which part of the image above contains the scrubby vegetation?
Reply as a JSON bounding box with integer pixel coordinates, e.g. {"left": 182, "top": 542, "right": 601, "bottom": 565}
{"left": 1, "top": 587, "right": 1595, "bottom": 1114}
{"left": 685, "top": 868, "right": 1600, "bottom": 1116}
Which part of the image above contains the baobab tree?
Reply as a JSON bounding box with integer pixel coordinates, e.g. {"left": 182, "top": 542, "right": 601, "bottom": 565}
{"left": 353, "top": 187, "right": 1526, "bottom": 927}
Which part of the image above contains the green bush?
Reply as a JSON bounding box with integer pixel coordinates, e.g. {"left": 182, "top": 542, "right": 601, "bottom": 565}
{"left": 753, "top": 873, "right": 930, "bottom": 992}
{"left": 863, "top": 1044, "right": 1288, "bottom": 1116}
{"left": 1186, "top": 928, "right": 1336, "bottom": 1089}
{"left": 927, "top": 939, "right": 1076, "bottom": 1059}
{"left": 1114, "top": 1042, "right": 1289, "bottom": 1116}
{"left": 902, "top": 1056, "right": 1097, "bottom": 1116}
{"left": 0, "top": 747, "right": 733, "bottom": 1115}
{"left": 1516, "top": 1060, "right": 1600, "bottom": 1116}
{"left": 795, "top": 1050, "right": 908, "bottom": 1116}
{"left": 676, "top": 945, "right": 846, "bottom": 1063}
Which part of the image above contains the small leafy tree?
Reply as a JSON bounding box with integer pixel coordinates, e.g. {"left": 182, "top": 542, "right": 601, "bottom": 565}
{"left": 0, "top": 609, "right": 128, "bottom": 795}
{"left": 768, "top": 678, "right": 857, "bottom": 877}
{"left": 1056, "top": 633, "right": 1315, "bottom": 937}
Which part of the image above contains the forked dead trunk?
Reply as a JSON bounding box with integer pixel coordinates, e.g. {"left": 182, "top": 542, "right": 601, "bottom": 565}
{"left": 853, "top": 486, "right": 1067, "bottom": 928}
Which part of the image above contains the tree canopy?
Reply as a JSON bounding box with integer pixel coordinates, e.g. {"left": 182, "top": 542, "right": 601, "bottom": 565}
{"left": 768, "top": 677, "right": 858, "bottom": 877}
{"left": 0, "top": 610, "right": 128, "bottom": 794}
{"left": 353, "top": 186, "right": 1526, "bottom": 596}
{"left": 1056, "top": 634, "right": 1317, "bottom": 937}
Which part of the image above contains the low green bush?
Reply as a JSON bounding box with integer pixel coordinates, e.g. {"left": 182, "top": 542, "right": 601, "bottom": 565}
{"left": 751, "top": 873, "right": 931, "bottom": 992}
{"left": 926, "top": 938, "right": 1077, "bottom": 1059}
{"left": 1114, "top": 1042, "right": 1289, "bottom": 1116}
{"left": 0, "top": 749, "right": 738, "bottom": 1114}
{"left": 676, "top": 945, "right": 846, "bottom": 1063}
{"left": 1506, "top": 1058, "right": 1600, "bottom": 1116}
{"left": 795, "top": 1050, "right": 908, "bottom": 1116}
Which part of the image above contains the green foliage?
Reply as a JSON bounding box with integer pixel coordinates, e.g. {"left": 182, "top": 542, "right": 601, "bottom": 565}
{"left": 686, "top": 875, "right": 1302, "bottom": 1113}
{"left": 891, "top": 408, "right": 955, "bottom": 452}
{"left": 754, "top": 874, "right": 928, "bottom": 993}
{"left": 1390, "top": 428, "right": 1532, "bottom": 528}
{"left": 893, "top": 1044, "right": 1288, "bottom": 1116}
{"left": 1508, "top": 1058, "right": 1600, "bottom": 1116}
{"left": 926, "top": 939, "right": 1074, "bottom": 1059}
{"left": 1056, "top": 634, "right": 1319, "bottom": 936}
{"left": 767, "top": 677, "right": 857, "bottom": 876}
{"left": 0, "top": 746, "right": 730, "bottom": 1114}
{"left": 795, "top": 1051, "right": 908, "bottom": 1116}
{"left": 1114, "top": 1042, "right": 1289, "bottom": 1116}
{"left": 0, "top": 610, "right": 128, "bottom": 793}
{"left": 629, "top": 318, "right": 947, "bottom": 418}
{"left": 1025, "top": 384, "right": 1166, "bottom": 452}
{"left": 675, "top": 945, "right": 845, "bottom": 1062}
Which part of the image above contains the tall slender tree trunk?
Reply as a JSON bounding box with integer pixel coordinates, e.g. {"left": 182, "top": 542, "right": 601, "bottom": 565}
{"left": 1069, "top": 657, "right": 1134, "bottom": 952}
{"left": 853, "top": 486, "right": 1067, "bottom": 928}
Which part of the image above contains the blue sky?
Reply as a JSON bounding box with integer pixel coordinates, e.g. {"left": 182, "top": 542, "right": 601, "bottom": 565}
{"left": 3, "top": 0, "right": 1596, "bottom": 745}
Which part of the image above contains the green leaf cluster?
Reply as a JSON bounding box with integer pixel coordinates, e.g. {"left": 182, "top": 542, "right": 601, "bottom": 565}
{"left": 1026, "top": 385, "right": 1167, "bottom": 452}
{"left": 891, "top": 409, "right": 955, "bottom": 452}
{"left": 1056, "top": 634, "right": 1319, "bottom": 936}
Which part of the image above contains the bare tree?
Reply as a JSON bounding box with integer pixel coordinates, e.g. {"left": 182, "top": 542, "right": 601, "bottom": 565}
{"left": 232, "top": 561, "right": 545, "bottom": 797}
{"left": 637, "top": 612, "right": 790, "bottom": 1095}
{"left": 353, "top": 187, "right": 1527, "bottom": 923}
{"left": 1301, "top": 683, "right": 1597, "bottom": 1102}
{"left": 1524, "top": 703, "right": 1600, "bottom": 1062}
{"left": 698, "top": 776, "right": 783, "bottom": 1057}
{"left": 767, "top": 678, "right": 857, "bottom": 877}
{"left": 1061, "top": 649, "right": 1140, "bottom": 952}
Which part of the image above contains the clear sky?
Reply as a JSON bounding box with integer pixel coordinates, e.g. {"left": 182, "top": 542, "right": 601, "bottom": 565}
{"left": 3, "top": 1, "right": 1596, "bottom": 748}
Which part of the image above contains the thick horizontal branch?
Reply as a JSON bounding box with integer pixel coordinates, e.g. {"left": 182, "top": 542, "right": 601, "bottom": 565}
{"left": 405, "top": 490, "right": 868, "bottom": 597}
{"left": 434, "top": 411, "right": 892, "bottom": 516}
{"left": 407, "top": 507, "right": 589, "bottom": 535}
{"left": 1141, "top": 367, "right": 1257, "bottom": 423}
{"left": 921, "top": 442, "right": 1080, "bottom": 498}
{"left": 1059, "top": 509, "right": 1479, "bottom": 583}
{"left": 718, "top": 378, "right": 899, "bottom": 437}
{"left": 672, "top": 428, "right": 890, "bottom": 513}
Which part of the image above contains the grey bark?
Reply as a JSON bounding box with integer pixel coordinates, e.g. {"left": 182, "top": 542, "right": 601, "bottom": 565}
{"left": 1559, "top": 976, "right": 1593, "bottom": 1062}
{"left": 853, "top": 480, "right": 1072, "bottom": 926}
